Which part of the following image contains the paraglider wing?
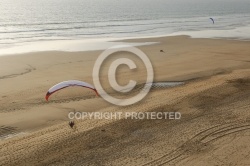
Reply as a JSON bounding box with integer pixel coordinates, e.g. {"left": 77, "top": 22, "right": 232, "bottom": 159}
{"left": 45, "top": 80, "right": 98, "bottom": 101}
{"left": 210, "top": 18, "right": 214, "bottom": 24}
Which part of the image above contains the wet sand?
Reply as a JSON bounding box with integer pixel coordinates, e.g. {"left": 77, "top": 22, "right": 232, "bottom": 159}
{"left": 0, "top": 36, "right": 250, "bottom": 165}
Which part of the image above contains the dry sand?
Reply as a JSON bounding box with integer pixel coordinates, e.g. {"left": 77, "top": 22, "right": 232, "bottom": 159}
{"left": 0, "top": 36, "right": 250, "bottom": 165}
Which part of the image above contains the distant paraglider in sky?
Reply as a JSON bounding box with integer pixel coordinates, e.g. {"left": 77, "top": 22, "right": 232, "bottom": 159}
{"left": 45, "top": 80, "right": 98, "bottom": 101}
{"left": 210, "top": 18, "right": 215, "bottom": 24}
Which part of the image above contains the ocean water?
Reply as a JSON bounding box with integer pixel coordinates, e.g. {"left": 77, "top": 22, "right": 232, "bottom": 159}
{"left": 1, "top": 0, "right": 250, "bottom": 54}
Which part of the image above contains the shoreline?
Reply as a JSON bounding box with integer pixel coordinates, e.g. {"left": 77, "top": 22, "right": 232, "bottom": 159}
{"left": 1, "top": 31, "right": 250, "bottom": 56}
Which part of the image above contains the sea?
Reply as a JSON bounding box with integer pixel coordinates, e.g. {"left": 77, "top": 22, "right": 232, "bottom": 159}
{"left": 1, "top": 0, "right": 250, "bottom": 55}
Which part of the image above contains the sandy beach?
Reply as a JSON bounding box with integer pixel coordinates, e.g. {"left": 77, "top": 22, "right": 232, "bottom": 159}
{"left": 0, "top": 36, "right": 250, "bottom": 165}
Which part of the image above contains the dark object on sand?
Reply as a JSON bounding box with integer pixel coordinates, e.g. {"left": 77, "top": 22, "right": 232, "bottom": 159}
{"left": 69, "top": 121, "right": 75, "bottom": 129}
{"left": 160, "top": 50, "right": 164, "bottom": 53}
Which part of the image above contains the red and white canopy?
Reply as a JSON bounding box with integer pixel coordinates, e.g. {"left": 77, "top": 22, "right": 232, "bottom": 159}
{"left": 45, "top": 80, "right": 98, "bottom": 101}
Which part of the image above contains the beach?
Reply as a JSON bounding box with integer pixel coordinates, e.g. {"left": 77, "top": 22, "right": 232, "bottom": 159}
{"left": 0, "top": 36, "right": 250, "bottom": 165}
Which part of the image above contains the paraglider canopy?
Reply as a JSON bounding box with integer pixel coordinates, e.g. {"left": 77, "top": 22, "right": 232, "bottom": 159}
{"left": 210, "top": 18, "right": 215, "bottom": 24}
{"left": 45, "top": 80, "right": 98, "bottom": 101}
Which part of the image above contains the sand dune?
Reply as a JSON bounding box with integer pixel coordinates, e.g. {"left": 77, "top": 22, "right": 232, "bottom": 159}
{"left": 0, "top": 36, "right": 250, "bottom": 165}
